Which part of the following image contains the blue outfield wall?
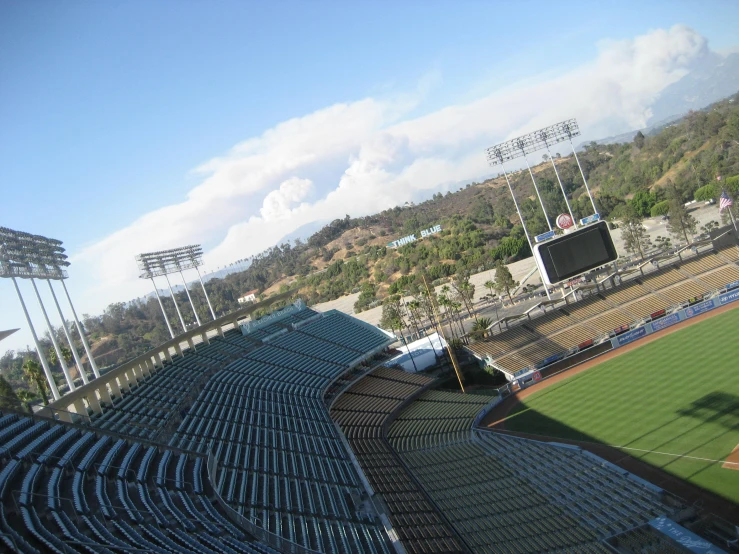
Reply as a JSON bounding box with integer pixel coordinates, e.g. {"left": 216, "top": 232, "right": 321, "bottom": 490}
{"left": 610, "top": 290, "right": 739, "bottom": 350}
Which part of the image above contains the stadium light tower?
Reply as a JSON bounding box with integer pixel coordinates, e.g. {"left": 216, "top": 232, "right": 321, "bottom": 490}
{"left": 136, "top": 245, "right": 213, "bottom": 337}
{"left": 0, "top": 227, "right": 100, "bottom": 398}
{"left": 561, "top": 119, "right": 598, "bottom": 214}
{"left": 485, "top": 147, "right": 552, "bottom": 300}
{"left": 485, "top": 118, "right": 602, "bottom": 298}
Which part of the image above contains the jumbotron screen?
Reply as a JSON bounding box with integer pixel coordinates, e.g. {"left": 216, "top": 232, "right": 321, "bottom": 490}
{"left": 534, "top": 221, "right": 618, "bottom": 285}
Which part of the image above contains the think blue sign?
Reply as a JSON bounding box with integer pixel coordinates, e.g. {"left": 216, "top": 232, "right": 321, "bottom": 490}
{"left": 719, "top": 288, "right": 739, "bottom": 305}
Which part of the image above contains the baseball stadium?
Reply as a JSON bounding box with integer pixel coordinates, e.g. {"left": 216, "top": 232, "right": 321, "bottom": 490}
{"left": 0, "top": 220, "right": 737, "bottom": 554}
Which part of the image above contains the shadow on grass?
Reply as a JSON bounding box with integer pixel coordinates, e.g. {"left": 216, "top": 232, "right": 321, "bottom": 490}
{"left": 502, "top": 404, "right": 604, "bottom": 445}
{"left": 504, "top": 392, "right": 739, "bottom": 476}
{"left": 676, "top": 391, "right": 739, "bottom": 431}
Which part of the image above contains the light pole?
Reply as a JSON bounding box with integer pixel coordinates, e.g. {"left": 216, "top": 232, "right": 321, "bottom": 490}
{"left": 59, "top": 279, "right": 100, "bottom": 378}
{"left": 31, "top": 278, "right": 76, "bottom": 392}
{"left": 136, "top": 244, "right": 212, "bottom": 334}
{"left": 47, "top": 280, "right": 88, "bottom": 384}
{"left": 1, "top": 226, "right": 95, "bottom": 396}
{"left": 11, "top": 277, "right": 61, "bottom": 400}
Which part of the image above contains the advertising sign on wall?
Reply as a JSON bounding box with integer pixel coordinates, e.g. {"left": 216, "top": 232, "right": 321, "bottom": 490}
{"left": 615, "top": 326, "right": 646, "bottom": 346}
{"left": 651, "top": 312, "right": 681, "bottom": 332}
{"left": 719, "top": 288, "right": 739, "bottom": 305}
{"left": 684, "top": 299, "right": 716, "bottom": 319}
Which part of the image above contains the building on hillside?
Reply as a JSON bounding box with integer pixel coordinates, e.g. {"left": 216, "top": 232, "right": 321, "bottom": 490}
{"left": 237, "top": 289, "right": 259, "bottom": 304}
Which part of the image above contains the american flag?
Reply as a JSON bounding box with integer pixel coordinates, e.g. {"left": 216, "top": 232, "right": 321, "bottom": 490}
{"left": 720, "top": 190, "right": 734, "bottom": 212}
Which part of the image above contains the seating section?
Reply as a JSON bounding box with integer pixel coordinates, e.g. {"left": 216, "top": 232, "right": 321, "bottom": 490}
{"left": 165, "top": 309, "right": 394, "bottom": 553}
{"left": 565, "top": 296, "right": 635, "bottom": 334}
{"left": 604, "top": 525, "right": 685, "bottom": 553}
{"left": 331, "top": 369, "right": 465, "bottom": 554}
{"left": 467, "top": 326, "right": 538, "bottom": 358}
{"left": 0, "top": 412, "right": 277, "bottom": 554}
{"left": 652, "top": 278, "right": 708, "bottom": 306}
{"left": 475, "top": 432, "right": 672, "bottom": 538}
{"left": 467, "top": 248, "right": 739, "bottom": 375}
{"left": 387, "top": 391, "right": 609, "bottom": 553}
{"left": 611, "top": 285, "right": 668, "bottom": 319}
{"left": 694, "top": 265, "right": 739, "bottom": 290}
{"left": 639, "top": 268, "right": 686, "bottom": 291}
{"left": 717, "top": 243, "right": 739, "bottom": 262}
{"left": 91, "top": 330, "right": 252, "bottom": 441}
{"left": 678, "top": 253, "right": 725, "bottom": 275}
{"left": 522, "top": 310, "right": 573, "bottom": 335}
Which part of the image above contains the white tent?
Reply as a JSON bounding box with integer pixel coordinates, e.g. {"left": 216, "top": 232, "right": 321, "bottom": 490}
{"left": 385, "top": 332, "right": 446, "bottom": 373}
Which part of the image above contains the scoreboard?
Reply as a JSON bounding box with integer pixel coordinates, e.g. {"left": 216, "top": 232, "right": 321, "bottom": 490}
{"left": 534, "top": 221, "right": 618, "bottom": 285}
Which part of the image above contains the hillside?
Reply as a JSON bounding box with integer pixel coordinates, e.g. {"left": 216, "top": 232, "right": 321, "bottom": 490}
{"left": 2, "top": 92, "right": 739, "bottom": 398}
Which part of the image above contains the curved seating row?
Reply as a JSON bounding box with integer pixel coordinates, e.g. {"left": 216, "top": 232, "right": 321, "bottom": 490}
{"left": 386, "top": 390, "right": 645, "bottom": 554}
{"left": 0, "top": 411, "right": 277, "bottom": 554}
{"left": 331, "top": 368, "right": 465, "bottom": 554}
{"left": 164, "top": 309, "right": 394, "bottom": 553}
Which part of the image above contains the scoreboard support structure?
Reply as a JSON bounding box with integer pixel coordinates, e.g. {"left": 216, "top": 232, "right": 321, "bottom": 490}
{"left": 485, "top": 118, "right": 613, "bottom": 289}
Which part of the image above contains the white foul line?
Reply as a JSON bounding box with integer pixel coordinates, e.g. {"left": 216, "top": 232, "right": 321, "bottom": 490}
{"left": 612, "top": 445, "right": 739, "bottom": 466}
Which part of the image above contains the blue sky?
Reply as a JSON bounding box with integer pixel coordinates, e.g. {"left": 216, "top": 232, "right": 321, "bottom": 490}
{"left": 1, "top": 0, "right": 738, "bottom": 354}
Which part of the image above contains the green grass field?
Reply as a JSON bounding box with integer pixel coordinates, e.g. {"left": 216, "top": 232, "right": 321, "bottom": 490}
{"left": 505, "top": 306, "right": 739, "bottom": 504}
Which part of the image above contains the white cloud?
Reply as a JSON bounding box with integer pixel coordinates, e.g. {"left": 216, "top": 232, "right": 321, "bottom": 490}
{"left": 260, "top": 177, "right": 313, "bottom": 221}
{"left": 72, "top": 24, "right": 708, "bottom": 313}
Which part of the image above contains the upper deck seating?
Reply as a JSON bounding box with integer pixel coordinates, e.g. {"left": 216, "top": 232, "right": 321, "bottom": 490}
{"left": 164, "top": 310, "right": 394, "bottom": 553}
{"left": 0, "top": 411, "right": 276, "bottom": 554}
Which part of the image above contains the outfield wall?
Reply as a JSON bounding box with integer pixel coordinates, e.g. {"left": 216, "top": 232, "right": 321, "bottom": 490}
{"left": 494, "top": 286, "right": 739, "bottom": 396}
{"left": 609, "top": 285, "right": 739, "bottom": 350}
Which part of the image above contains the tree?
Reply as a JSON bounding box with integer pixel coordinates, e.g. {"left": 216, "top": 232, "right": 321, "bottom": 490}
{"left": 650, "top": 201, "right": 670, "bottom": 217}
{"left": 484, "top": 280, "right": 496, "bottom": 300}
{"left": 630, "top": 190, "right": 655, "bottom": 218}
{"left": 666, "top": 187, "right": 698, "bottom": 244}
{"left": 22, "top": 358, "right": 50, "bottom": 406}
{"left": 633, "top": 130, "right": 646, "bottom": 148}
{"left": 0, "top": 375, "right": 22, "bottom": 411}
{"left": 451, "top": 273, "right": 476, "bottom": 321}
{"left": 694, "top": 184, "right": 719, "bottom": 202}
{"left": 654, "top": 235, "right": 672, "bottom": 252}
{"left": 700, "top": 220, "right": 719, "bottom": 236}
{"left": 620, "top": 205, "right": 652, "bottom": 260}
{"left": 16, "top": 389, "right": 37, "bottom": 403}
{"left": 493, "top": 260, "right": 518, "bottom": 304}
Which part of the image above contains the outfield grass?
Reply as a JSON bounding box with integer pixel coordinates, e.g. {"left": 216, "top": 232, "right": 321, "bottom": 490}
{"left": 505, "top": 306, "right": 739, "bottom": 504}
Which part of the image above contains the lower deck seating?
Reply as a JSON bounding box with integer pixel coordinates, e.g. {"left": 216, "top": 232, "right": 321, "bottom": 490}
{"left": 467, "top": 247, "right": 739, "bottom": 374}
{"left": 387, "top": 392, "right": 609, "bottom": 553}
{"left": 695, "top": 265, "right": 739, "bottom": 290}
{"left": 162, "top": 311, "right": 394, "bottom": 554}
{"left": 475, "top": 432, "right": 673, "bottom": 539}
{"left": 331, "top": 369, "right": 464, "bottom": 554}
{"left": 604, "top": 525, "right": 685, "bottom": 553}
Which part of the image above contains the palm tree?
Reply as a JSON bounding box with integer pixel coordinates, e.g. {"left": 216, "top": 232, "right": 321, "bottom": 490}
{"left": 16, "top": 389, "right": 37, "bottom": 403}
{"left": 471, "top": 317, "right": 493, "bottom": 341}
{"left": 47, "top": 348, "right": 58, "bottom": 368}
{"left": 22, "top": 358, "right": 49, "bottom": 406}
